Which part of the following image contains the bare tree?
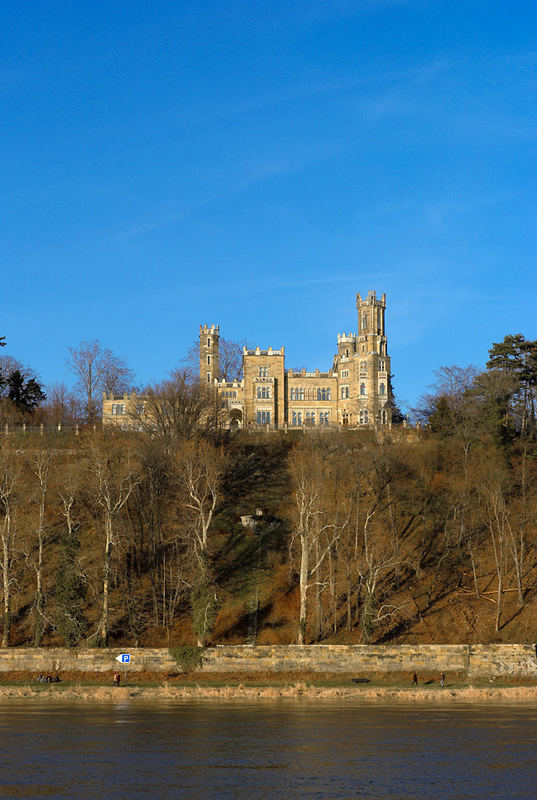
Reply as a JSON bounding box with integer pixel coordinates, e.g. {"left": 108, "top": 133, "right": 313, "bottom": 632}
{"left": 28, "top": 446, "right": 52, "bottom": 645}
{"left": 176, "top": 439, "right": 225, "bottom": 645}
{"left": 288, "top": 439, "right": 338, "bottom": 644}
{"left": 45, "top": 382, "right": 80, "bottom": 427}
{"left": 136, "top": 369, "right": 225, "bottom": 442}
{"left": 480, "top": 477, "right": 508, "bottom": 632}
{"left": 0, "top": 441, "right": 18, "bottom": 646}
{"left": 68, "top": 340, "right": 135, "bottom": 422}
{"left": 86, "top": 433, "right": 141, "bottom": 645}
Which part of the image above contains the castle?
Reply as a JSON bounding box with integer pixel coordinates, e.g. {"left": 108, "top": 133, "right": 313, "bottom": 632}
{"left": 200, "top": 290, "right": 392, "bottom": 430}
{"left": 103, "top": 290, "right": 392, "bottom": 430}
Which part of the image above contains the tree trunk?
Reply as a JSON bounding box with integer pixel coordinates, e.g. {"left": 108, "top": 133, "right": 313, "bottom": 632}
{"left": 1, "top": 515, "right": 11, "bottom": 648}
{"left": 100, "top": 517, "right": 112, "bottom": 646}
{"left": 34, "top": 502, "right": 45, "bottom": 647}
{"left": 298, "top": 534, "right": 308, "bottom": 644}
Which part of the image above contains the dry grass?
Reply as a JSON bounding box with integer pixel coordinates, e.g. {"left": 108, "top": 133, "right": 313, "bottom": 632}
{"left": 2, "top": 680, "right": 537, "bottom": 703}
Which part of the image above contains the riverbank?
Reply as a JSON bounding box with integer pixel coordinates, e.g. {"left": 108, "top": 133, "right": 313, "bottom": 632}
{"left": 2, "top": 682, "right": 537, "bottom": 703}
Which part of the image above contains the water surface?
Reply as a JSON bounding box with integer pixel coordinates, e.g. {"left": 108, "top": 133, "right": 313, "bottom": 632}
{"left": 0, "top": 700, "right": 536, "bottom": 798}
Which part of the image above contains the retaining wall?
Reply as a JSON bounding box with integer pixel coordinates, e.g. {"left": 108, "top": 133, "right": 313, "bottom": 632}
{"left": 1, "top": 645, "right": 537, "bottom": 677}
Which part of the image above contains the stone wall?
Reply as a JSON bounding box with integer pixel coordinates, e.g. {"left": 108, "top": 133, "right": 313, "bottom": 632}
{"left": 1, "top": 644, "right": 537, "bottom": 677}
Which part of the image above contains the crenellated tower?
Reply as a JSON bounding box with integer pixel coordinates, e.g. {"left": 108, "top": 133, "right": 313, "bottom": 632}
{"left": 199, "top": 324, "right": 219, "bottom": 385}
{"left": 355, "top": 290, "right": 391, "bottom": 426}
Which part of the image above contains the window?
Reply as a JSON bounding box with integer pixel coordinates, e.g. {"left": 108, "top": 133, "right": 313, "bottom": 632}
{"left": 317, "top": 387, "right": 330, "bottom": 401}
{"left": 341, "top": 370, "right": 349, "bottom": 379}
{"left": 256, "top": 411, "right": 271, "bottom": 425}
{"left": 111, "top": 403, "right": 125, "bottom": 416}
{"left": 207, "top": 337, "right": 211, "bottom": 347}
{"left": 362, "top": 312, "right": 368, "bottom": 330}
{"left": 207, "top": 372, "right": 211, "bottom": 383}
{"left": 319, "top": 411, "right": 329, "bottom": 425}
{"left": 257, "top": 386, "right": 270, "bottom": 399}
{"left": 359, "top": 409, "right": 369, "bottom": 425}
{"left": 259, "top": 366, "right": 268, "bottom": 378}
{"left": 292, "top": 410, "right": 302, "bottom": 426}
{"left": 360, "top": 361, "right": 367, "bottom": 373}
{"left": 380, "top": 383, "right": 386, "bottom": 396}
{"left": 379, "top": 359, "right": 385, "bottom": 372}
{"left": 207, "top": 354, "right": 211, "bottom": 365}
{"left": 305, "top": 411, "right": 316, "bottom": 426}
{"left": 360, "top": 383, "right": 366, "bottom": 396}
{"left": 341, "top": 386, "right": 349, "bottom": 399}
{"left": 382, "top": 410, "right": 387, "bottom": 424}
{"left": 342, "top": 413, "right": 349, "bottom": 425}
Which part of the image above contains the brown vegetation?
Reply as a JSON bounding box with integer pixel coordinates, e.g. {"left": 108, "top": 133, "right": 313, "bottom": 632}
{"left": 1, "top": 334, "right": 537, "bottom": 649}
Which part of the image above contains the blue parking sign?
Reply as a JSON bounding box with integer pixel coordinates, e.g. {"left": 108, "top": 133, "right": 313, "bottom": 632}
{"left": 116, "top": 653, "right": 131, "bottom": 664}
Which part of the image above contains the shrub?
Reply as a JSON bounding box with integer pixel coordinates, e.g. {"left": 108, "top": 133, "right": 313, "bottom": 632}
{"left": 169, "top": 645, "right": 204, "bottom": 672}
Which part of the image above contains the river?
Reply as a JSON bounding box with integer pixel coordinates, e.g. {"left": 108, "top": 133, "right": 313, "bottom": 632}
{"left": 0, "top": 700, "right": 536, "bottom": 798}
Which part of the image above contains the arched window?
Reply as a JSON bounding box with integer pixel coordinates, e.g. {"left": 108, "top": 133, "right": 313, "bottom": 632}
{"left": 360, "top": 383, "right": 366, "bottom": 396}
{"left": 327, "top": 389, "right": 331, "bottom": 400}
{"left": 207, "top": 355, "right": 211, "bottom": 365}
{"left": 364, "top": 409, "right": 369, "bottom": 423}
{"left": 380, "top": 383, "right": 385, "bottom": 396}
{"left": 362, "top": 312, "right": 367, "bottom": 330}
{"left": 207, "top": 372, "right": 211, "bottom": 383}
{"left": 359, "top": 410, "right": 364, "bottom": 424}
{"left": 382, "top": 410, "right": 387, "bottom": 424}
{"left": 207, "top": 337, "right": 211, "bottom": 347}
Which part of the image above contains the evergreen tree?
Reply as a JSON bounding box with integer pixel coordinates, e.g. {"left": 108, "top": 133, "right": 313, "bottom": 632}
{"left": 7, "top": 370, "right": 46, "bottom": 412}
{"left": 55, "top": 527, "right": 88, "bottom": 646}
{"left": 487, "top": 334, "right": 537, "bottom": 436}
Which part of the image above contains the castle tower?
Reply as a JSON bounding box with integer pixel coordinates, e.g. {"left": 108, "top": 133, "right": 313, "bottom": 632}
{"left": 199, "top": 324, "right": 219, "bottom": 385}
{"left": 355, "top": 291, "right": 391, "bottom": 427}
{"left": 337, "top": 332, "right": 357, "bottom": 360}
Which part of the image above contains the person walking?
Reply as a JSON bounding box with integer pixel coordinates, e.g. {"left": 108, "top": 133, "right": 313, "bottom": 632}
{"left": 440, "top": 672, "right": 446, "bottom": 687}
{"left": 411, "top": 672, "right": 418, "bottom": 687}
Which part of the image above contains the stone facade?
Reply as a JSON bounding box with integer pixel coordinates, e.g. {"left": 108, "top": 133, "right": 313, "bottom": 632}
{"left": 1, "top": 645, "right": 536, "bottom": 677}
{"left": 212, "top": 290, "right": 392, "bottom": 430}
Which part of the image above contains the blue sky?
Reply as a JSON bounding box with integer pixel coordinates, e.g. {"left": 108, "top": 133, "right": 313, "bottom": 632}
{"left": 2, "top": 0, "right": 537, "bottom": 411}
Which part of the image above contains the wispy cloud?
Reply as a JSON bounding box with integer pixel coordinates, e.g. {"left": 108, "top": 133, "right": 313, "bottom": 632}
{"left": 115, "top": 140, "right": 346, "bottom": 242}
